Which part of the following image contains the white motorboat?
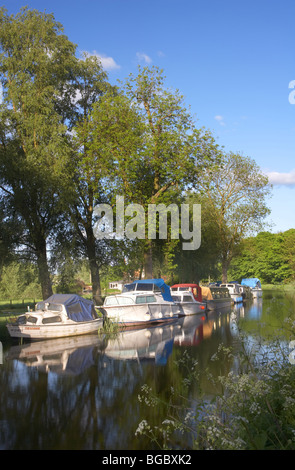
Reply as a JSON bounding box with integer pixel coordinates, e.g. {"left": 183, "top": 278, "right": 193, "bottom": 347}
{"left": 241, "top": 278, "right": 263, "bottom": 298}
{"left": 170, "top": 283, "right": 207, "bottom": 315}
{"left": 6, "top": 294, "right": 103, "bottom": 340}
{"left": 100, "top": 279, "right": 181, "bottom": 326}
{"left": 220, "top": 283, "right": 243, "bottom": 303}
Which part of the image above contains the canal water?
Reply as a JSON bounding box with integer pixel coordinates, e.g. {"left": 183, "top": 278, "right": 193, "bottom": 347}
{"left": 1, "top": 289, "right": 295, "bottom": 450}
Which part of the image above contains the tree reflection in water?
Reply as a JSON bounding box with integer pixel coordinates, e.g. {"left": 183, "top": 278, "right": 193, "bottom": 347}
{"left": 1, "top": 292, "right": 290, "bottom": 450}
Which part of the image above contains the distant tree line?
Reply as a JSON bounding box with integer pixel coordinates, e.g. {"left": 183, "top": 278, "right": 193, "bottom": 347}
{"left": 0, "top": 7, "right": 272, "bottom": 301}
{"left": 228, "top": 230, "right": 295, "bottom": 284}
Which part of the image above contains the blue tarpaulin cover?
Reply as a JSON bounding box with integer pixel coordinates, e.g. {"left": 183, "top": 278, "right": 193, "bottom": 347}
{"left": 41, "top": 294, "right": 97, "bottom": 322}
{"left": 125, "top": 279, "right": 174, "bottom": 302}
{"left": 241, "top": 278, "right": 262, "bottom": 289}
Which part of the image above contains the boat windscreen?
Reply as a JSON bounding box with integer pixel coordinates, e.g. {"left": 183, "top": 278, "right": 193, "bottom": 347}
{"left": 36, "top": 302, "right": 63, "bottom": 312}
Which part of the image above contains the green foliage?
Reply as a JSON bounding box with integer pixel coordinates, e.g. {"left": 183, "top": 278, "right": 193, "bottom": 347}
{"left": 0, "top": 6, "right": 280, "bottom": 296}
{"left": 135, "top": 321, "right": 295, "bottom": 450}
{"left": 0, "top": 261, "right": 42, "bottom": 299}
{"left": 229, "top": 229, "right": 295, "bottom": 284}
{"left": 0, "top": 6, "right": 77, "bottom": 298}
{"left": 195, "top": 152, "right": 271, "bottom": 282}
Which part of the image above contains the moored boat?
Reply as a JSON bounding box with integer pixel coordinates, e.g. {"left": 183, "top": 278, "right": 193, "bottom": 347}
{"left": 100, "top": 278, "right": 181, "bottom": 326}
{"left": 241, "top": 278, "right": 262, "bottom": 298}
{"left": 239, "top": 284, "right": 252, "bottom": 301}
{"left": 170, "top": 283, "right": 207, "bottom": 315}
{"left": 220, "top": 283, "right": 243, "bottom": 303}
{"left": 201, "top": 286, "right": 232, "bottom": 310}
{"left": 6, "top": 294, "right": 103, "bottom": 340}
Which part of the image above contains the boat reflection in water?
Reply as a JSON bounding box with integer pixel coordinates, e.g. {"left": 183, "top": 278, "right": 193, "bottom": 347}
{"left": 6, "top": 307, "right": 236, "bottom": 375}
{"left": 6, "top": 322, "right": 184, "bottom": 374}
{"left": 103, "top": 322, "right": 182, "bottom": 366}
{"left": 6, "top": 334, "right": 106, "bottom": 376}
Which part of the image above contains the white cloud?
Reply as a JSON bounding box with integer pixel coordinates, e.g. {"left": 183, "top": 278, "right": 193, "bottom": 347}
{"left": 136, "top": 52, "right": 152, "bottom": 64}
{"left": 214, "top": 115, "right": 225, "bottom": 126}
{"left": 81, "top": 50, "right": 120, "bottom": 71}
{"left": 266, "top": 170, "right": 295, "bottom": 186}
{"left": 99, "top": 54, "right": 121, "bottom": 71}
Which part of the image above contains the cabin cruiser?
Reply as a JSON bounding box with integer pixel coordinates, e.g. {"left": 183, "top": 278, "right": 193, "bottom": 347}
{"left": 241, "top": 278, "right": 262, "bottom": 298}
{"left": 170, "top": 283, "right": 207, "bottom": 315}
{"left": 100, "top": 279, "right": 181, "bottom": 326}
{"left": 220, "top": 283, "right": 243, "bottom": 303}
{"left": 6, "top": 294, "right": 103, "bottom": 340}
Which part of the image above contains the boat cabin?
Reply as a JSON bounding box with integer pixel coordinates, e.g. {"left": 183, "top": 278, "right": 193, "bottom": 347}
{"left": 123, "top": 278, "right": 174, "bottom": 302}
{"left": 170, "top": 284, "right": 203, "bottom": 303}
{"left": 220, "top": 283, "right": 242, "bottom": 295}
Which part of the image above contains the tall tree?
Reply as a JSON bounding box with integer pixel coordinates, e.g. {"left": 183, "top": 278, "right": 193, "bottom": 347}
{"left": 0, "top": 7, "right": 76, "bottom": 298}
{"left": 120, "top": 66, "right": 219, "bottom": 276}
{"left": 197, "top": 151, "right": 271, "bottom": 282}
{"left": 64, "top": 55, "right": 114, "bottom": 304}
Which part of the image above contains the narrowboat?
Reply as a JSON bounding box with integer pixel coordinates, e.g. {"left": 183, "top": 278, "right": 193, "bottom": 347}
{"left": 200, "top": 286, "right": 232, "bottom": 310}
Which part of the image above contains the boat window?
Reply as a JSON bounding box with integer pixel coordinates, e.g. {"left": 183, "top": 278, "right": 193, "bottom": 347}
{"left": 122, "top": 284, "right": 135, "bottom": 293}
{"left": 17, "top": 315, "right": 27, "bottom": 325}
{"left": 48, "top": 303, "right": 63, "bottom": 312}
{"left": 135, "top": 295, "right": 156, "bottom": 304}
{"left": 105, "top": 297, "right": 119, "bottom": 306}
{"left": 179, "top": 287, "right": 189, "bottom": 291}
{"left": 42, "top": 316, "right": 62, "bottom": 324}
{"left": 136, "top": 283, "right": 154, "bottom": 291}
{"left": 171, "top": 287, "right": 178, "bottom": 292}
{"left": 172, "top": 295, "right": 181, "bottom": 302}
{"left": 183, "top": 295, "right": 192, "bottom": 302}
{"left": 117, "top": 296, "right": 133, "bottom": 305}
{"left": 67, "top": 303, "right": 82, "bottom": 315}
{"left": 136, "top": 296, "right": 147, "bottom": 304}
{"left": 27, "top": 316, "right": 38, "bottom": 323}
{"left": 36, "top": 302, "right": 62, "bottom": 312}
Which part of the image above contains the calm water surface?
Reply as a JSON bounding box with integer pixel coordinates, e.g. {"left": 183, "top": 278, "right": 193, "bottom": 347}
{"left": 1, "top": 289, "right": 295, "bottom": 450}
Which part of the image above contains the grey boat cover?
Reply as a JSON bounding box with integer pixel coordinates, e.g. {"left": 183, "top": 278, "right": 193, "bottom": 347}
{"left": 43, "top": 294, "right": 98, "bottom": 322}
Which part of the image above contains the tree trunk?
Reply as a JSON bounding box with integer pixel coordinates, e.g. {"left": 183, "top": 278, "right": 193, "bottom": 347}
{"left": 144, "top": 240, "right": 153, "bottom": 279}
{"left": 36, "top": 241, "right": 53, "bottom": 300}
{"left": 221, "top": 258, "right": 229, "bottom": 284}
{"left": 85, "top": 228, "right": 103, "bottom": 305}
{"left": 89, "top": 257, "right": 103, "bottom": 305}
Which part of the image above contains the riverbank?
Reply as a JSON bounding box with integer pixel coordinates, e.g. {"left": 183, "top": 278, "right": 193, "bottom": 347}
{"left": 262, "top": 283, "right": 295, "bottom": 291}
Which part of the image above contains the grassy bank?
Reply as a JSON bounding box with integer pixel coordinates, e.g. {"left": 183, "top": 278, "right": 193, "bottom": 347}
{"left": 0, "top": 311, "right": 15, "bottom": 342}
{"left": 0, "top": 299, "right": 40, "bottom": 311}
{"left": 262, "top": 283, "right": 295, "bottom": 291}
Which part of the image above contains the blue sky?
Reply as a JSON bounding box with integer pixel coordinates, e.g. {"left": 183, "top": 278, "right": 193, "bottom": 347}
{"left": 4, "top": 0, "right": 295, "bottom": 233}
